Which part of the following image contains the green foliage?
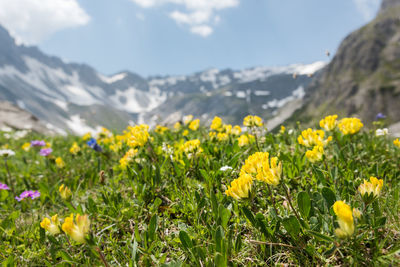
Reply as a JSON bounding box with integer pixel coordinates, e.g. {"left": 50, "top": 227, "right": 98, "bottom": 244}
{"left": 0, "top": 121, "right": 399, "bottom": 266}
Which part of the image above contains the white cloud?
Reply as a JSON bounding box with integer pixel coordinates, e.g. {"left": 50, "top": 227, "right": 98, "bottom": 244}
{"left": 190, "top": 25, "right": 213, "bottom": 37}
{"left": 353, "top": 0, "right": 381, "bottom": 20}
{"left": 0, "top": 0, "right": 90, "bottom": 44}
{"left": 130, "top": 0, "right": 239, "bottom": 37}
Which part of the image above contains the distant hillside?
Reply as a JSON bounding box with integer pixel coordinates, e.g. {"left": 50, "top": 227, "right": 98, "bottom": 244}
{"left": 0, "top": 24, "right": 325, "bottom": 134}
{"left": 290, "top": 0, "right": 400, "bottom": 126}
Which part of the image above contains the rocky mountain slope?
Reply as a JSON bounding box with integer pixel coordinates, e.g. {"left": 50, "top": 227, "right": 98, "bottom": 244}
{"left": 0, "top": 24, "right": 325, "bottom": 134}
{"left": 290, "top": 0, "right": 400, "bottom": 126}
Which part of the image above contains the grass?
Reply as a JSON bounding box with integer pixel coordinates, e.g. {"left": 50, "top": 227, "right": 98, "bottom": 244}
{"left": 0, "top": 117, "right": 399, "bottom": 266}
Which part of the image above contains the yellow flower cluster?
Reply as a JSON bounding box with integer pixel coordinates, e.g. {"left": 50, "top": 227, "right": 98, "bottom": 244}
{"left": 55, "top": 157, "right": 65, "bottom": 168}
{"left": 125, "top": 124, "right": 150, "bottom": 148}
{"left": 394, "top": 138, "right": 400, "bottom": 148}
{"left": 41, "top": 213, "right": 90, "bottom": 243}
{"left": 240, "top": 152, "right": 282, "bottom": 186}
{"left": 319, "top": 115, "right": 338, "bottom": 131}
{"left": 225, "top": 173, "right": 253, "bottom": 200}
{"left": 59, "top": 184, "right": 72, "bottom": 200}
{"left": 237, "top": 134, "right": 255, "bottom": 147}
{"left": 119, "top": 148, "right": 138, "bottom": 169}
{"left": 333, "top": 201, "right": 354, "bottom": 238}
{"left": 243, "top": 115, "right": 263, "bottom": 127}
{"left": 61, "top": 214, "right": 91, "bottom": 243}
{"left": 155, "top": 125, "right": 169, "bottom": 134}
{"left": 305, "top": 145, "right": 324, "bottom": 163}
{"left": 358, "top": 176, "right": 383, "bottom": 198}
{"left": 189, "top": 119, "right": 200, "bottom": 131}
{"left": 180, "top": 139, "right": 203, "bottom": 156}
{"left": 40, "top": 214, "right": 61, "bottom": 235}
{"left": 338, "top": 118, "right": 363, "bottom": 135}
{"left": 69, "top": 142, "right": 81, "bottom": 155}
{"left": 225, "top": 152, "right": 282, "bottom": 200}
{"left": 208, "top": 116, "right": 242, "bottom": 141}
{"left": 210, "top": 116, "right": 223, "bottom": 131}
{"left": 298, "top": 128, "right": 332, "bottom": 147}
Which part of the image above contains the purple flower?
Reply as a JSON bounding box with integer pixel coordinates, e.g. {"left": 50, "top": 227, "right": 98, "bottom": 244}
{"left": 0, "top": 183, "right": 9, "bottom": 190}
{"left": 31, "top": 140, "right": 46, "bottom": 147}
{"left": 15, "top": 190, "right": 40, "bottom": 201}
{"left": 376, "top": 113, "right": 386, "bottom": 120}
{"left": 39, "top": 148, "right": 53, "bottom": 156}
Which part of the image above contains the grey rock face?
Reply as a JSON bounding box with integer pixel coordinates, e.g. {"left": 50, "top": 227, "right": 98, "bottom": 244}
{"left": 290, "top": 1, "right": 400, "bottom": 126}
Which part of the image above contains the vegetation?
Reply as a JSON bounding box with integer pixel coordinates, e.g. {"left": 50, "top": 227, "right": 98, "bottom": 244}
{"left": 0, "top": 115, "right": 399, "bottom": 266}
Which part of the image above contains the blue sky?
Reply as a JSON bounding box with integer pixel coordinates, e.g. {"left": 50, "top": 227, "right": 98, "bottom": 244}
{"left": 0, "top": 0, "right": 381, "bottom": 76}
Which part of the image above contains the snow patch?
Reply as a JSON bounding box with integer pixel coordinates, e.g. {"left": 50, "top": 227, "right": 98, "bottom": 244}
{"left": 99, "top": 72, "right": 127, "bottom": 84}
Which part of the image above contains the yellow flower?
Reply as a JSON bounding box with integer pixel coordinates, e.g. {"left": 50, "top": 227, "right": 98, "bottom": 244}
{"left": 237, "top": 135, "right": 249, "bottom": 147}
{"left": 82, "top": 132, "right": 92, "bottom": 141}
{"left": 333, "top": 201, "right": 354, "bottom": 238}
{"left": 209, "top": 131, "right": 217, "bottom": 140}
{"left": 40, "top": 214, "right": 61, "bottom": 235}
{"left": 280, "top": 125, "right": 285, "bottom": 134}
{"left": 232, "top": 125, "right": 242, "bottom": 135}
{"left": 59, "top": 184, "right": 72, "bottom": 200}
{"left": 62, "top": 214, "right": 90, "bottom": 243}
{"left": 180, "top": 139, "right": 203, "bottom": 156}
{"left": 338, "top": 118, "right": 363, "bottom": 135}
{"left": 126, "top": 124, "right": 149, "bottom": 148}
{"left": 55, "top": 157, "right": 65, "bottom": 168}
{"left": 210, "top": 116, "right": 223, "bottom": 131}
{"left": 225, "top": 173, "right": 253, "bottom": 200}
{"left": 174, "top": 122, "right": 182, "bottom": 130}
{"left": 353, "top": 208, "right": 362, "bottom": 219}
{"left": 155, "top": 125, "right": 169, "bottom": 134}
{"left": 119, "top": 148, "right": 138, "bottom": 169}
{"left": 394, "top": 138, "right": 400, "bottom": 148}
{"left": 224, "top": 124, "right": 232, "bottom": 134}
{"left": 358, "top": 176, "right": 383, "bottom": 199}
{"left": 255, "top": 154, "right": 282, "bottom": 186}
{"left": 297, "top": 128, "right": 332, "bottom": 147}
{"left": 243, "top": 115, "right": 263, "bottom": 127}
{"left": 305, "top": 145, "right": 324, "bottom": 163}
{"left": 183, "top": 115, "right": 193, "bottom": 125}
{"left": 319, "top": 115, "right": 338, "bottom": 131}
{"left": 240, "top": 152, "right": 282, "bottom": 186}
{"left": 22, "top": 142, "right": 31, "bottom": 151}
{"left": 189, "top": 119, "right": 200, "bottom": 131}
{"left": 182, "top": 130, "right": 189, "bottom": 136}
{"left": 69, "top": 142, "right": 81, "bottom": 155}
{"left": 217, "top": 132, "right": 229, "bottom": 141}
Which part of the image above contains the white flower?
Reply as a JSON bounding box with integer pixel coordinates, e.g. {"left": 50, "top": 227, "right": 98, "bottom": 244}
{"left": 0, "top": 149, "right": 15, "bottom": 157}
{"left": 14, "top": 130, "right": 29, "bottom": 139}
{"left": 219, "top": 166, "right": 233, "bottom": 171}
{"left": 375, "top": 128, "right": 388, "bottom": 136}
{"left": 0, "top": 126, "right": 12, "bottom": 132}
{"left": 288, "top": 129, "right": 294, "bottom": 135}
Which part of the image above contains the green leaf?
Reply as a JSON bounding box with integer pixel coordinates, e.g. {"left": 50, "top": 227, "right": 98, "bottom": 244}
{"left": 179, "top": 230, "right": 193, "bottom": 250}
{"left": 148, "top": 214, "right": 158, "bottom": 241}
{"left": 297, "top": 191, "right": 311, "bottom": 218}
{"left": 321, "top": 187, "right": 336, "bottom": 209}
{"left": 282, "top": 216, "right": 301, "bottom": 237}
{"left": 307, "top": 230, "right": 335, "bottom": 243}
{"left": 215, "top": 225, "right": 224, "bottom": 253}
{"left": 242, "top": 206, "right": 256, "bottom": 227}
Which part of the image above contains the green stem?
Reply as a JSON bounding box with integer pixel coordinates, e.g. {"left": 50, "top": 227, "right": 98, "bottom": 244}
{"left": 267, "top": 184, "right": 279, "bottom": 216}
{"left": 282, "top": 183, "right": 302, "bottom": 224}
{"left": 4, "top": 158, "right": 14, "bottom": 194}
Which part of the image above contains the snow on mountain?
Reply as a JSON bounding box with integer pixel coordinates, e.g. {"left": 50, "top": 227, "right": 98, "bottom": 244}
{"left": 0, "top": 23, "right": 327, "bottom": 133}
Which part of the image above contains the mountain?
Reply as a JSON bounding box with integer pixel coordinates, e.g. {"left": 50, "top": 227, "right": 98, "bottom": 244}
{"left": 290, "top": 0, "right": 400, "bottom": 126}
{"left": 0, "top": 24, "right": 325, "bottom": 134}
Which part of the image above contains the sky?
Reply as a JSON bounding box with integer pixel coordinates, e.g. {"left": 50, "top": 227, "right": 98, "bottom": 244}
{"left": 0, "top": 0, "right": 382, "bottom": 77}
